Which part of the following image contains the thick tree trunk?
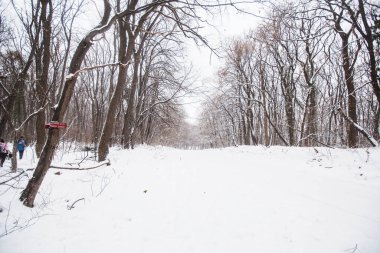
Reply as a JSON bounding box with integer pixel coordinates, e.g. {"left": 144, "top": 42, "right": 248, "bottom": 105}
{"left": 122, "top": 53, "right": 141, "bottom": 149}
{"left": 35, "top": 0, "right": 52, "bottom": 157}
{"left": 19, "top": 128, "right": 60, "bottom": 206}
{"left": 35, "top": 112, "right": 46, "bottom": 157}
{"left": 15, "top": 88, "right": 27, "bottom": 128}
{"left": 284, "top": 84, "right": 296, "bottom": 146}
{"left": 341, "top": 35, "right": 358, "bottom": 148}
{"left": 98, "top": 20, "right": 135, "bottom": 161}
{"left": 98, "top": 63, "right": 130, "bottom": 160}
{"left": 11, "top": 133, "right": 19, "bottom": 172}
{"left": 259, "top": 65, "right": 270, "bottom": 146}
{"left": 374, "top": 107, "right": 380, "bottom": 141}
{"left": 143, "top": 82, "right": 158, "bottom": 143}
{"left": 307, "top": 87, "right": 317, "bottom": 145}
{"left": 303, "top": 35, "right": 317, "bottom": 147}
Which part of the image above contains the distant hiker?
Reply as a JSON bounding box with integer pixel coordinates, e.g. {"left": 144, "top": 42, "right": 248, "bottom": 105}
{"left": 0, "top": 138, "right": 9, "bottom": 167}
{"left": 17, "top": 136, "right": 26, "bottom": 159}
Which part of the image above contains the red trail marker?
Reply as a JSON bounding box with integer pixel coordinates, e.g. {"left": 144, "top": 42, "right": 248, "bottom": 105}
{"left": 45, "top": 122, "right": 68, "bottom": 129}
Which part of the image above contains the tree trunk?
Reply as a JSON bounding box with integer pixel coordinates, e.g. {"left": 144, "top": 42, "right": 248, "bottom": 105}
{"left": 122, "top": 52, "right": 141, "bottom": 149}
{"left": 259, "top": 65, "right": 270, "bottom": 146}
{"left": 98, "top": 16, "right": 135, "bottom": 161}
{"left": 374, "top": 107, "right": 380, "bottom": 141}
{"left": 35, "top": 0, "right": 52, "bottom": 157}
{"left": 341, "top": 35, "right": 358, "bottom": 148}
{"left": 284, "top": 83, "right": 296, "bottom": 146}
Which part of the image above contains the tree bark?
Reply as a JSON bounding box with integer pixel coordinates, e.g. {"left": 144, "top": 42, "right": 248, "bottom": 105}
{"left": 341, "top": 34, "right": 358, "bottom": 147}
{"left": 122, "top": 52, "right": 140, "bottom": 149}
{"left": 259, "top": 64, "right": 270, "bottom": 146}
{"left": 35, "top": 0, "right": 52, "bottom": 157}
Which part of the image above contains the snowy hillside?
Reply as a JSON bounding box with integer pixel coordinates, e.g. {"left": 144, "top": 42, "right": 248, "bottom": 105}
{"left": 1, "top": 145, "right": 380, "bottom": 253}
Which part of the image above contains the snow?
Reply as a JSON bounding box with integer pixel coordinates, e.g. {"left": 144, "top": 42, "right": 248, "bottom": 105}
{"left": 1, "top": 145, "right": 380, "bottom": 253}
{"left": 65, "top": 73, "right": 76, "bottom": 80}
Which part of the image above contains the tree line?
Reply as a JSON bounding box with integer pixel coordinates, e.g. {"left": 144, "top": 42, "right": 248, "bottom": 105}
{"left": 199, "top": 0, "right": 380, "bottom": 149}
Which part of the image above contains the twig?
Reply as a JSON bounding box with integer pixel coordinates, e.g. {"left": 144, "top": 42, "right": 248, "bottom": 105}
{"left": 345, "top": 243, "right": 360, "bottom": 253}
{"left": 309, "top": 136, "right": 335, "bottom": 149}
{"left": 67, "top": 198, "right": 85, "bottom": 210}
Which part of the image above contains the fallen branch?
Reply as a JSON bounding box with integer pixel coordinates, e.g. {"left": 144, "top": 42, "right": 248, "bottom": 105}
{"left": 0, "top": 170, "right": 25, "bottom": 185}
{"left": 50, "top": 160, "right": 110, "bottom": 170}
{"left": 345, "top": 243, "right": 359, "bottom": 253}
{"left": 309, "top": 136, "right": 335, "bottom": 149}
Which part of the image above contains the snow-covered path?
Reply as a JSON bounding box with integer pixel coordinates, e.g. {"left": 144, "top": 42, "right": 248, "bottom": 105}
{"left": 1, "top": 146, "right": 380, "bottom": 253}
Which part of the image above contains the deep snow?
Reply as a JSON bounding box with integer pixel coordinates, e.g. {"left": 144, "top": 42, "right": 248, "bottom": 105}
{"left": 0, "top": 145, "right": 380, "bottom": 253}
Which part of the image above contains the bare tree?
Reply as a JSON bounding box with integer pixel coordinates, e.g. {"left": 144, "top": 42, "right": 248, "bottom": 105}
{"left": 20, "top": 0, "right": 114, "bottom": 207}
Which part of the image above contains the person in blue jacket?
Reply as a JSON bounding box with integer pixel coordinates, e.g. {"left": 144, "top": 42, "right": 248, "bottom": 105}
{"left": 17, "top": 136, "right": 26, "bottom": 159}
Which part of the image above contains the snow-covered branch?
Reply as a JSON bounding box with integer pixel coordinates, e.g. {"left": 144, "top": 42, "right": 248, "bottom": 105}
{"left": 66, "top": 62, "right": 130, "bottom": 81}
{"left": 337, "top": 108, "right": 379, "bottom": 147}
{"left": 15, "top": 105, "right": 48, "bottom": 132}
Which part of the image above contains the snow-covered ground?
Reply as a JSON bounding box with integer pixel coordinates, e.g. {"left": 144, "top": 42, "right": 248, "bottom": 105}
{"left": 0, "top": 145, "right": 380, "bottom": 253}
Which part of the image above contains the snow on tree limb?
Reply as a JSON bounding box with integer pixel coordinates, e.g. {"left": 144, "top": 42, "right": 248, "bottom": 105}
{"left": 15, "top": 105, "right": 48, "bottom": 132}
{"left": 337, "top": 107, "right": 379, "bottom": 147}
{"left": 65, "top": 61, "right": 130, "bottom": 81}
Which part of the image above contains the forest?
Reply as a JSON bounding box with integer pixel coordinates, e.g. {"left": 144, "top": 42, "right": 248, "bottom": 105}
{"left": 199, "top": 1, "right": 380, "bottom": 149}
{"left": 0, "top": 0, "right": 379, "bottom": 206}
